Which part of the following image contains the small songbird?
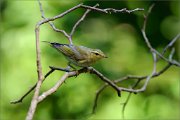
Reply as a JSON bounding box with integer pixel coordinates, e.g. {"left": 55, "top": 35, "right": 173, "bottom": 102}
{"left": 43, "top": 41, "right": 107, "bottom": 67}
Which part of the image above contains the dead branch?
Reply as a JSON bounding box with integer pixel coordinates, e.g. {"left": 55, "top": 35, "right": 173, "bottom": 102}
{"left": 11, "top": 1, "right": 179, "bottom": 120}
{"left": 91, "top": 4, "right": 180, "bottom": 117}
{"left": 26, "top": 23, "right": 43, "bottom": 120}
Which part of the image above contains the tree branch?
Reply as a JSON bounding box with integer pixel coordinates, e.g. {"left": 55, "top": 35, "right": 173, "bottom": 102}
{"left": 91, "top": 4, "right": 179, "bottom": 116}
{"left": 70, "top": 4, "right": 99, "bottom": 40}
{"left": 37, "top": 72, "right": 69, "bottom": 103}
{"left": 81, "top": 5, "right": 144, "bottom": 14}
{"left": 13, "top": 1, "right": 179, "bottom": 119}
{"left": 11, "top": 68, "right": 55, "bottom": 104}
{"left": 162, "top": 33, "right": 180, "bottom": 56}
{"left": 38, "top": 0, "right": 71, "bottom": 44}
{"left": 141, "top": 4, "right": 180, "bottom": 67}
{"left": 36, "top": 2, "right": 144, "bottom": 45}
{"left": 26, "top": 25, "right": 43, "bottom": 120}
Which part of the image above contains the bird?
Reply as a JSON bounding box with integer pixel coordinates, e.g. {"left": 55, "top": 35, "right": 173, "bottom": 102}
{"left": 43, "top": 41, "right": 107, "bottom": 68}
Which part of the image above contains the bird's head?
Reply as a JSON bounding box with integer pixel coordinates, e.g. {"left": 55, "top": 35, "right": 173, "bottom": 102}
{"left": 90, "top": 49, "right": 107, "bottom": 60}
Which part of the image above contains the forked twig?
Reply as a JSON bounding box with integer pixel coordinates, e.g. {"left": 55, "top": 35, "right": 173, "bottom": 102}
{"left": 12, "top": 1, "right": 179, "bottom": 120}
{"left": 91, "top": 4, "right": 180, "bottom": 118}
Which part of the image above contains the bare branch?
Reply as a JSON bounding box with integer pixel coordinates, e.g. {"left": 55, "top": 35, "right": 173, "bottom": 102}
{"left": 81, "top": 5, "right": 144, "bottom": 14}
{"left": 91, "top": 3, "right": 180, "bottom": 116}
{"left": 153, "top": 49, "right": 180, "bottom": 66}
{"left": 37, "top": 3, "right": 83, "bottom": 26}
{"left": 11, "top": 65, "right": 77, "bottom": 104}
{"left": 162, "top": 33, "right": 180, "bottom": 56}
{"left": 89, "top": 67, "right": 122, "bottom": 96}
{"left": 70, "top": 4, "right": 99, "bottom": 39}
{"left": 36, "top": 2, "right": 144, "bottom": 45}
{"left": 92, "top": 84, "right": 107, "bottom": 114}
{"left": 92, "top": 61, "right": 172, "bottom": 114}
{"left": 26, "top": 25, "right": 44, "bottom": 120}
{"left": 142, "top": 31, "right": 180, "bottom": 67}
{"left": 80, "top": 5, "right": 108, "bottom": 13}
{"left": 19, "top": 1, "right": 180, "bottom": 119}
{"left": 37, "top": 66, "right": 123, "bottom": 103}
{"left": 49, "top": 66, "right": 71, "bottom": 72}
{"left": 121, "top": 91, "right": 132, "bottom": 119}
{"left": 93, "top": 56, "right": 157, "bottom": 94}
{"left": 11, "top": 68, "right": 55, "bottom": 104}
{"left": 143, "top": 53, "right": 157, "bottom": 90}
{"left": 38, "top": 73, "right": 69, "bottom": 103}
{"left": 142, "top": 4, "right": 155, "bottom": 31}
{"left": 104, "top": 8, "right": 144, "bottom": 14}
{"left": 141, "top": 4, "right": 180, "bottom": 67}
{"left": 121, "top": 78, "right": 142, "bottom": 119}
{"left": 37, "top": 67, "right": 87, "bottom": 102}
{"left": 119, "top": 4, "right": 178, "bottom": 118}
{"left": 10, "top": 84, "right": 37, "bottom": 104}
{"left": 38, "top": 0, "right": 45, "bottom": 19}
{"left": 38, "top": 0, "right": 71, "bottom": 44}
{"left": 121, "top": 49, "right": 175, "bottom": 118}
{"left": 169, "top": 48, "right": 175, "bottom": 61}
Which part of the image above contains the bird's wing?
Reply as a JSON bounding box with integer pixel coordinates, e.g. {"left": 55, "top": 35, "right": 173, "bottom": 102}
{"left": 76, "top": 46, "right": 90, "bottom": 57}
{"left": 52, "top": 43, "right": 86, "bottom": 61}
{"left": 69, "top": 45, "right": 87, "bottom": 61}
{"left": 54, "top": 44, "right": 75, "bottom": 56}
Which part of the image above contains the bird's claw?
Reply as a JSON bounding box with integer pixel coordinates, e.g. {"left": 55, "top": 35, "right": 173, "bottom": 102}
{"left": 74, "top": 70, "right": 79, "bottom": 77}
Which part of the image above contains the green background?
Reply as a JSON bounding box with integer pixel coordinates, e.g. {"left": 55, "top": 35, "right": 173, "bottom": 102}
{"left": 1, "top": 0, "right": 180, "bottom": 119}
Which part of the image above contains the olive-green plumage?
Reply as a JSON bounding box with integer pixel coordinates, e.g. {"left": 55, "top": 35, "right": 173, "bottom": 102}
{"left": 43, "top": 41, "right": 107, "bottom": 67}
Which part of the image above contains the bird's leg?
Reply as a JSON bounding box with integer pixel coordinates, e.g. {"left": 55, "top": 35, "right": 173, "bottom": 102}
{"left": 68, "top": 62, "right": 77, "bottom": 71}
{"left": 68, "top": 62, "right": 79, "bottom": 77}
{"left": 64, "top": 65, "right": 71, "bottom": 72}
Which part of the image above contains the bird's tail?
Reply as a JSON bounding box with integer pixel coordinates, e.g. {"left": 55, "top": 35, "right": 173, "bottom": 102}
{"left": 42, "top": 41, "right": 52, "bottom": 44}
{"left": 42, "top": 41, "right": 72, "bottom": 56}
{"left": 42, "top": 41, "right": 67, "bottom": 48}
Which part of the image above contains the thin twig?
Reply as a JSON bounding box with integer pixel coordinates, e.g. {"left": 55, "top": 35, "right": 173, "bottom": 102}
{"left": 152, "top": 49, "right": 180, "bottom": 67}
{"left": 36, "top": 2, "right": 144, "bottom": 45}
{"left": 121, "top": 79, "right": 142, "bottom": 119}
{"left": 169, "top": 48, "right": 175, "bottom": 61}
{"left": 22, "top": 1, "right": 180, "bottom": 119}
{"left": 142, "top": 4, "right": 154, "bottom": 49}
{"left": 156, "top": 34, "right": 179, "bottom": 62}
{"left": 162, "top": 33, "right": 180, "bottom": 56}
{"left": 92, "top": 62, "right": 172, "bottom": 113}
{"left": 37, "top": 67, "right": 87, "bottom": 102}
{"left": 121, "top": 49, "right": 175, "bottom": 119}
{"left": 38, "top": 0, "right": 71, "bottom": 43}
{"left": 38, "top": 73, "right": 69, "bottom": 103}
{"left": 81, "top": 5, "right": 144, "bottom": 14}
{"left": 142, "top": 31, "right": 180, "bottom": 67}
{"left": 10, "top": 84, "right": 37, "bottom": 104}
{"left": 141, "top": 4, "right": 180, "bottom": 67}
{"left": 70, "top": 4, "right": 99, "bottom": 40}
{"left": 91, "top": 61, "right": 172, "bottom": 114}
{"left": 89, "top": 67, "right": 122, "bottom": 96}
{"left": 104, "top": 8, "right": 144, "bottom": 14}
{"left": 13, "top": 3, "right": 144, "bottom": 106}
{"left": 91, "top": 3, "right": 179, "bottom": 116}
{"left": 11, "top": 68, "right": 55, "bottom": 104}
{"left": 121, "top": 91, "right": 132, "bottom": 119}
{"left": 92, "top": 84, "right": 107, "bottom": 114}
{"left": 120, "top": 4, "right": 176, "bottom": 118}
{"left": 26, "top": 26, "right": 43, "bottom": 120}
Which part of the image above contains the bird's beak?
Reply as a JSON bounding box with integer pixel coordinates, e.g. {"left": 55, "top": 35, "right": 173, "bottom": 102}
{"left": 104, "top": 55, "right": 108, "bottom": 58}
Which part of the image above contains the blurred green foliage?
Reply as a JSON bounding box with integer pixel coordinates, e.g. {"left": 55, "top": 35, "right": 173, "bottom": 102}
{"left": 0, "top": 0, "right": 180, "bottom": 119}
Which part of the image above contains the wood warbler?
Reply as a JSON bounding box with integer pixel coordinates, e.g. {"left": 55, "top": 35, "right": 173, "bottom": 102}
{"left": 43, "top": 41, "right": 107, "bottom": 67}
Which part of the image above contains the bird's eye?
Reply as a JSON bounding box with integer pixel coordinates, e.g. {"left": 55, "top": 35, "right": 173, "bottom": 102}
{"left": 93, "top": 52, "right": 99, "bottom": 55}
{"left": 95, "top": 53, "right": 99, "bottom": 55}
{"left": 92, "top": 51, "right": 99, "bottom": 55}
